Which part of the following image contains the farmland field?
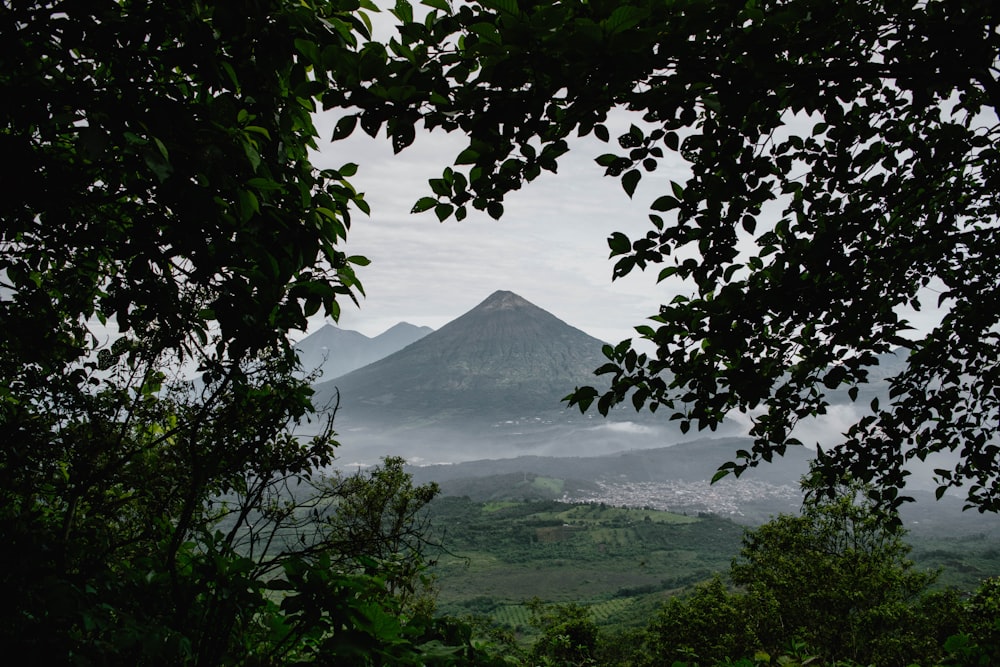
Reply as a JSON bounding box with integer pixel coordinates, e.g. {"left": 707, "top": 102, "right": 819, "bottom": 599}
{"left": 424, "top": 494, "right": 1000, "bottom": 640}
{"left": 425, "top": 497, "right": 745, "bottom": 631}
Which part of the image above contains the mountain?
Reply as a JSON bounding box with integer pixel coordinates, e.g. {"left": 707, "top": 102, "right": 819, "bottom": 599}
{"left": 294, "top": 322, "right": 432, "bottom": 383}
{"left": 371, "top": 322, "right": 436, "bottom": 359}
{"left": 311, "top": 290, "right": 610, "bottom": 427}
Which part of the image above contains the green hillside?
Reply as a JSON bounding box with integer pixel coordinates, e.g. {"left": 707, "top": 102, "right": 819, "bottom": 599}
{"left": 424, "top": 493, "right": 1000, "bottom": 646}
{"left": 425, "top": 497, "right": 746, "bottom": 635}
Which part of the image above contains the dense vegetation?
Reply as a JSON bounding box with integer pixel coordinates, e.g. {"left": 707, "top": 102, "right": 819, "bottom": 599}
{"left": 418, "top": 486, "right": 1000, "bottom": 666}
{"left": 4, "top": 0, "right": 1000, "bottom": 664}
{"left": 423, "top": 490, "right": 1000, "bottom": 666}
{"left": 0, "top": 2, "right": 490, "bottom": 663}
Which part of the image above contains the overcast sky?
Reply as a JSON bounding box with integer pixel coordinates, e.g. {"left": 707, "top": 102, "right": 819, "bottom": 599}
{"left": 298, "top": 5, "right": 959, "bottom": 348}
{"left": 307, "top": 109, "right": 691, "bottom": 346}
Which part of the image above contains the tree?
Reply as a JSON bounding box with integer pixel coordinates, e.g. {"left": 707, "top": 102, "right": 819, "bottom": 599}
{"left": 641, "top": 575, "right": 765, "bottom": 666}
{"left": 637, "top": 481, "right": 961, "bottom": 666}
{"left": 0, "top": 2, "right": 495, "bottom": 664}
{"left": 729, "top": 479, "right": 960, "bottom": 665}
{"left": 306, "top": 456, "right": 442, "bottom": 607}
{"left": 945, "top": 576, "right": 1000, "bottom": 665}
{"left": 527, "top": 599, "right": 600, "bottom": 667}
{"left": 345, "top": 0, "right": 1000, "bottom": 510}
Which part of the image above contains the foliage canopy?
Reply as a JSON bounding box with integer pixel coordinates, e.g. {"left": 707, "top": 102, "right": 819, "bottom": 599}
{"left": 348, "top": 0, "right": 1000, "bottom": 511}
{"left": 0, "top": 2, "right": 495, "bottom": 664}
{"left": 641, "top": 482, "right": 961, "bottom": 666}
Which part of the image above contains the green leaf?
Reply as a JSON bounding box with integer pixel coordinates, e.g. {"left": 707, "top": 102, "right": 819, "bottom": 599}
{"left": 144, "top": 152, "right": 172, "bottom": 182}
{"left": 455, "top": 147, "right": 479, "bottom": 164}
{"left": 603, "top": 6, "right": 643, "bottom": 35}
{"left": 608, "top": 231, "right": 631, "bottom": 256}
{"left": 485, "top": 0, "right": 520, "bottom": 16}
{"left": 293, "top": 38, "right": 320, "bottom": 65}
{"left": 247, "top": 177, "right": 283, "bottom": 191}
{"left": 651, "top": 196, "right": 679, "bottom": 211}
{"left": 411, "top": 196, "right": 437, "bottom": 213}
{"left": 434, "top": 203, "right": 454, "bottom": 221}
{"left": 152, "top": 136, "right": 169, "bottom": 160}
{"left": 244, "top": 125, "right": 271, "bottom": 140}
{"left": 469, "top": 22, "right": 502, "bottom": 45}
{"left": 332, "top": 115, "right": 358, "bottom": 141}
{"left": 429, "top": 178, "right": 451, "bottom": 197}
{"left": 567, "top": 386, "right": 598, "bottom": 412}
{"left": 622, "top": 169, "right": 641, "bottom": 198}
{"left": 822, "top": 366, "right": 846, "bottom": 389}
{"left": 595, "top": 153, "right": 621, "bottom": 167}
{"left": 238, "top": 189, "right": 259, "bottom": 222}
{"left": 220, "top": 61, "right": 240, "bottom": 90}
{"left": 392, "top": 0, "right": 413, "bottom": 23}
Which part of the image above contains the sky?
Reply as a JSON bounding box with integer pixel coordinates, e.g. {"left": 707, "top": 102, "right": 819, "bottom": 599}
{"left": 307, "top": 109, "right": 691, "bottom": 346}
{"left": 298, "top": 6, "right": 692, "bottom": 346}
{"left": 300, "top": 5, "right": 954, "bottom": 348}
{"left": 306, "top": 109, "right": 949, "bottom": 348}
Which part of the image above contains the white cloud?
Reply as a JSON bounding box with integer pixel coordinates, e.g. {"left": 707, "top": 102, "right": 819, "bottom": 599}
{"left": 588, "top": 421, "right": 657, "bottom": 435}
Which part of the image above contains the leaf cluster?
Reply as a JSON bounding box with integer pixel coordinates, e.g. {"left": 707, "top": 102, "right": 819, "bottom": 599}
{"left": 0, "top": 2, "right": 511, "bottom": 664}
{"left": 635, "top": 484, "right": 963, "bottom": 666}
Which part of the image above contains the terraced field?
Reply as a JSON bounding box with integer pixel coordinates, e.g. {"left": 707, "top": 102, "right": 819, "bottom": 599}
{"left": 425, "top": 497, "right": 746, "bottom": 632}
{"left": 424, "top": 494, "right": 1000, "bottom": 641}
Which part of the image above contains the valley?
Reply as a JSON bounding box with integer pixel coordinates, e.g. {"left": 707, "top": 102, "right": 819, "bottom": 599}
{"left": 423, "top": 497, "right": 746, "bottom": 636}
{"left": 296, "top": 289, "right": 1000, "bottom": 643}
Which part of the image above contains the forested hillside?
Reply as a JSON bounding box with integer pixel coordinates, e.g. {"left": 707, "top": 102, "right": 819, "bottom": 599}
{"left": 426, "top": 497, "right": 744, "bottom": 625}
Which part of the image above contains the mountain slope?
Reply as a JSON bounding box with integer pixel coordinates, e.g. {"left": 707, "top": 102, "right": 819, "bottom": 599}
{"left": 294, "top": 322, "right": 432, "bottom": 383}
{"left": 312, "top": 290, "right": 608, "bottom": 425}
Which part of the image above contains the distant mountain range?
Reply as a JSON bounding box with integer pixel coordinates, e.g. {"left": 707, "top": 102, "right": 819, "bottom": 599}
{"left": 298, "top": 289, "right": 912, "bottom": 471}
{"left": 294, "top": 321, "right": 433, "bottom": 383}
{"left": 293, "top": 291, "right": 983, "bottom": 528}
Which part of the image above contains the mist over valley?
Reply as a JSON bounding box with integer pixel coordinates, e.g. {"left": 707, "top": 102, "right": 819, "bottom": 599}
{"left": 292, "top": 290, "right": 986, "bottom": 532}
